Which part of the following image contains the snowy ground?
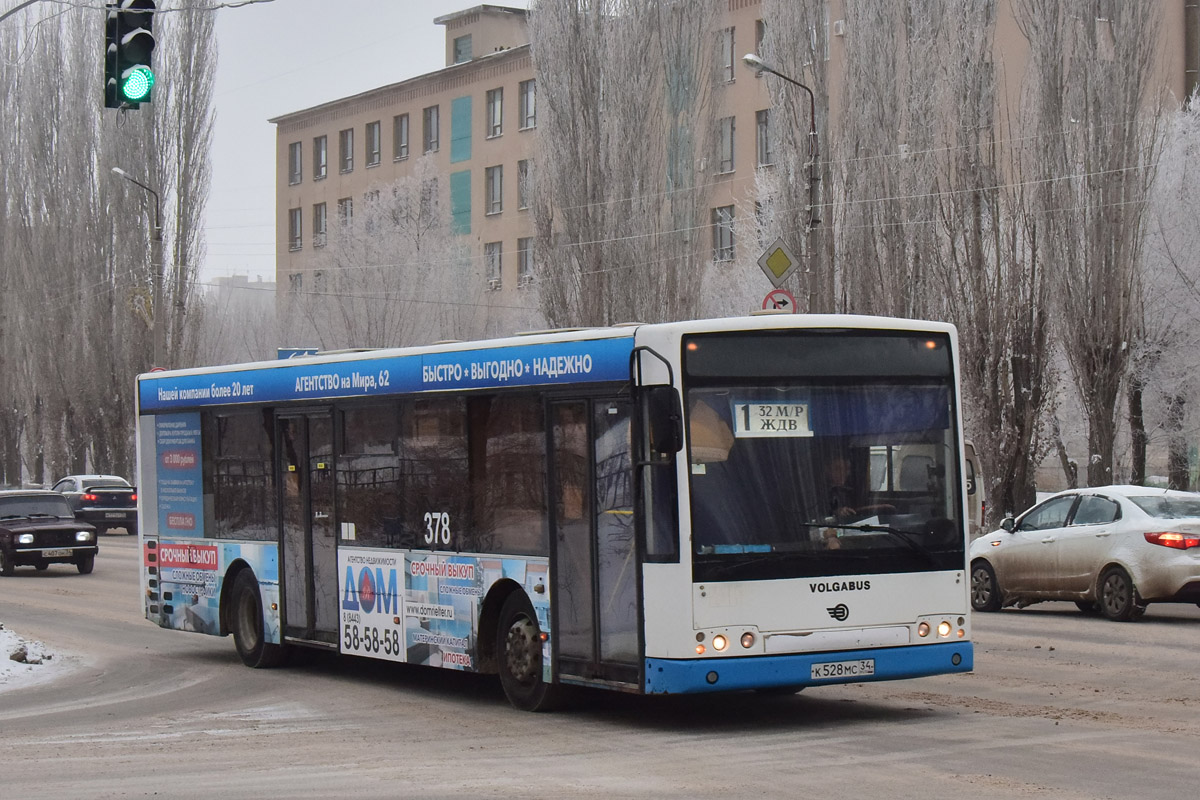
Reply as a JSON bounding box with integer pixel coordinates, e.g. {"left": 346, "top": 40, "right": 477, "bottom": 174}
{"left": 0, "top": 622, "right": 73, "bottom": 693}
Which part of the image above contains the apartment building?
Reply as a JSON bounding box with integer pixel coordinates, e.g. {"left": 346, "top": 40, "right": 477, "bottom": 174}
{"left": 272, "top": 1, "right": 1197, "bottom": 325}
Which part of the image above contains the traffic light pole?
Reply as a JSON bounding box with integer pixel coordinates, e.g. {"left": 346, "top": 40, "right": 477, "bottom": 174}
{"left": 111, "top": 167, "right": 165, "bottom": 368}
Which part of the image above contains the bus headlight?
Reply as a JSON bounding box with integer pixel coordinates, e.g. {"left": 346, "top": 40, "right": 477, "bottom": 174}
{"left": 917, "top": 622, "right": 930, "bottom": 637}
{"left": 712, "top": 634, "right": 728, "bottom": 652}
{"left": 740, "top": 632, "right": 756, "bottom": 649}
{"left": 937, "top": 621, "right": 952, "bottom": 638}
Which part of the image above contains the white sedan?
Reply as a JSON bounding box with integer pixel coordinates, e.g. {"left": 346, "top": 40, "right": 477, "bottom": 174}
{"left": 970, "top": 485, "right": 1200, "bottom": 621}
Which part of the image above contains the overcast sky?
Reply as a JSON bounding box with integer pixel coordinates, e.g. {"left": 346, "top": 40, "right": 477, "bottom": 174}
{"left": 205, "top": 0, "right": 481, "bottom": 285}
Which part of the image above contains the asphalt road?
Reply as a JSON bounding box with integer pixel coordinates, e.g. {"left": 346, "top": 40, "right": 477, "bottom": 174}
{"left": 2, "top": 534, "right": 1198, "bottom": 799}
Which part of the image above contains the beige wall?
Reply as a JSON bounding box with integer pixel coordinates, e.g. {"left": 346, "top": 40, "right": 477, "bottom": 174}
{"left": 273, "top": 0, "right": 1193, "bottom": 328}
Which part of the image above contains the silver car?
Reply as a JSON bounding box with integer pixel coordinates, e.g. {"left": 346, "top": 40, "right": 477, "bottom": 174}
{"left": 970, "top": 485, "right": 1200, "bottom": 621}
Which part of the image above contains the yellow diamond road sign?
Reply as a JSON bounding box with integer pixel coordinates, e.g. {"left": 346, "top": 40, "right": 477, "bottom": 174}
{"left": 758, "top": 237, "right": 801, "bottom": 288}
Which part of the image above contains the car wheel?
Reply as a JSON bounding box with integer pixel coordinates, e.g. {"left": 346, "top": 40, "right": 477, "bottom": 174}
{"left": 76, "top": 555, "right": 95, "bottom": 574}
{"left": 1075, "top": 600, "right": 1100, "bottom": 615}
{"left": 0, "top": 550, "right": 14, "bottom": 577}
{"left": 34, "top": 561, "right": 49, "bottom": 572}
{"left": 1098, "top": 566, "right": 1143, "bottom": 621}
{"left": 970, "top": 560, "right": 1002, "bottom": 612}
{"left": 496, "top": 591, "right": 563, "bottom": 712}
{"left": 230, "top": 570, "right": 286, "bottom": 668}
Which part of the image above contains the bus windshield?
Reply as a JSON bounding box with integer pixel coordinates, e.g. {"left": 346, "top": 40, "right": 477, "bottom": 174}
{"left": 683, "top": 330, "right": 964, "bottom": 582}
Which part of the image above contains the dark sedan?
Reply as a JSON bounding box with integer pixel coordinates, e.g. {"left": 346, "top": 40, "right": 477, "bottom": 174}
{"left": 51, "top": 474, "right": 138, "bottom": 535}
{"left": 0, "top": 490, "right": 99, "bottom": 575}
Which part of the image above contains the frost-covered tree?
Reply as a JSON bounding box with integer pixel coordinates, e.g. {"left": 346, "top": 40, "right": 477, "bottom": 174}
{"left": 283, "top": 157, "right": 487, "bottom": 349}
{"left": 528, "top": 0, "right": 720, "bottom": 327}
{"left": 0, "top": 2, "right": 216, "bottom": 482}
{"left": 1017, "top": 0, "right": 1165, "bottom": 488}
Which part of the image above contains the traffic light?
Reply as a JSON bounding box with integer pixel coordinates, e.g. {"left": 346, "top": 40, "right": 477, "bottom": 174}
{"left": 104, "top": 1, "right": 157, "bottom": 109}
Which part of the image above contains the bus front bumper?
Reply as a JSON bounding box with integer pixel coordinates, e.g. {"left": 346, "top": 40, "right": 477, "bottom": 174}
{"left": 644, "top": 641, "right": 973, "bottom": 695}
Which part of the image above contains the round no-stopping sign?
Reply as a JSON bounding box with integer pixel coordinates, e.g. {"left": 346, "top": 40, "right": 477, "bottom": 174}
{"left": 762, "top": 288, "right": 797, "bottom": 312}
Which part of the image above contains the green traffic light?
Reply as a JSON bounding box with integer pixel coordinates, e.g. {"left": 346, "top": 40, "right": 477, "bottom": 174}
{"left": 121, "top": 66, "right": 155, "bottom": 102}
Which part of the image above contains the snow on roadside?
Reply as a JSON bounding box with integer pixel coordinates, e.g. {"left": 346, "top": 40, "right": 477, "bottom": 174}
{"left": 0, "top": 622, "right": 73, "bottom": 693}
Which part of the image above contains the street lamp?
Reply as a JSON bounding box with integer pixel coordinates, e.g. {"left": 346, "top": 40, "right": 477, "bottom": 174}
{"left": 111, "top": 166, "right": 165, "bottom": 367}
{"left": 743, "top": 53, "right": 820, "bottom": 226}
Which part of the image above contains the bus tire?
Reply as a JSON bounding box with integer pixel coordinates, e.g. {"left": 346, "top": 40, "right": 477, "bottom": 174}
{"left": 496, "top": 591, "right": 561, "bottom": 712}
{"left": 231, "top": 570, "right": 286, "bottom": 668}
{"left": 970, "top": 560, "right": 1002, "bottom": 612}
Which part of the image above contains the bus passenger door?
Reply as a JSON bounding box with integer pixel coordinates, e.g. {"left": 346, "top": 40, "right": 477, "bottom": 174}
{"left": 550, "top": 399, "right": 640, "bottom": 686}
{"left": 278, "top": 412, "right": 339, "bottom": 644}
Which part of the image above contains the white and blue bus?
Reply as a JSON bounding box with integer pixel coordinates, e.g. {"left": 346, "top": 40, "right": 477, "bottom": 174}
{"left": 135, "top": 315, "right": 972, "bottom": 710}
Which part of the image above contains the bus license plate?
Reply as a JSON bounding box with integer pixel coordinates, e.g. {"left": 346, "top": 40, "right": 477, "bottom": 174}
{"left": 43, "top": 549, "right": 72, "bottom": 557}
{"left": 810, "top": 659, "right": 875, "bottom": 680}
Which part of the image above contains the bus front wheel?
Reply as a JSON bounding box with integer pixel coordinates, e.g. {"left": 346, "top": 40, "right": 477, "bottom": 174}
{"left": 231, "top": 570, "right": 287, "bottom": 668}
{"left": 496, "top": 591, "right": 562, "bottom": 712}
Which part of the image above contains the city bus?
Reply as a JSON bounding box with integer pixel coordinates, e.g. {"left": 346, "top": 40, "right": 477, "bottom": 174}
{"left": 135, "top": 315, "right": 973, "bottom": 711}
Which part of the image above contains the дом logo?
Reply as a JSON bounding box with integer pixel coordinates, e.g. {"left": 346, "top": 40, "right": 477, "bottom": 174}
{"left": 342, "top": 565, "right": 399, "bottom": 615}
{"left": 161, "top": 449, "right": 198, "bottom": 469}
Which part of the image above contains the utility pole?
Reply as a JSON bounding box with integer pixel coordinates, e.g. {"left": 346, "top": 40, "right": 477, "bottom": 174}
{"left": 111, "top": 167, "right": 165, "bottom": 367}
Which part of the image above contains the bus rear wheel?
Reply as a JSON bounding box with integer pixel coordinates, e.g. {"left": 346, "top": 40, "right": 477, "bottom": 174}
{"left": 231, "top": 570, "right": 286, "bottom": 668}
{"left": 496, "top": 591, "right": 561, "bottom": 712}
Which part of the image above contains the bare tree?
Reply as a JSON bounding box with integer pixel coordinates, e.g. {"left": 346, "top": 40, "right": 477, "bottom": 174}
{"left": 1136, "top": 97, "right": 1200, "bottom": 489}
{"left": 1016, "top": 0, "right": 1165, "bottom": 487}
{"left": 0, "top": 2, "right": 216, "bottom": 482}
{"left": 283, "top": 157, "right": 489, "bottom": 349}
{"left": 528, "top": 0, "right": 719, "bottom": 327}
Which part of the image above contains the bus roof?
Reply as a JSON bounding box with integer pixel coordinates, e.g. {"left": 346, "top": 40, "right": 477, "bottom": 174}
{"left": 137, "top": 315, "right": 956, "bottom": 413}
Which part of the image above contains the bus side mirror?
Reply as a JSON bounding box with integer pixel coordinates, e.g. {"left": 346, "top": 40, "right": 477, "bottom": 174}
{"left": 644, "top": 386, "right": 683, "bottom": 457}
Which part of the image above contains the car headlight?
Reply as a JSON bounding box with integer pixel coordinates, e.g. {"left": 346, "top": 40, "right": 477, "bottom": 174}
{"left": 76, "top": 530, "right": 93, "bottom": 542}
{"left": 17, "top": 533, "right": 35, "bottom": 544}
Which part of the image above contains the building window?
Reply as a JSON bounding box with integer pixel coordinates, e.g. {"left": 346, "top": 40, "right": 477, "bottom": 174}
{"left": 313, "top": 135, "right": 327, "bottom": 179}
{"left": 517, "top": 237, "right": 533, "bottom": 286}
{"left": 393, "top": 113, "right": 409, "bottom": 160}
{"left": 288, "top": 207, "right": 302, "bottom": 251}
{"left": 720, "top": 27, "right": 735, "bottom": 82}
{"left": 337, "top": 197, "right": 353, "bottom": 226}
{"left": 755, "top": 19, "right": 766, "bottom": 55}
{"left": 313, "top": 202, "right": 327, "bottom": 247}
{"left": 486, "top": 88, "right": 503, "bottom": 137}
{"left": 288, "top": 141, "right": 302, "bottom": 185}
{"left": 485, "top": 165, "right": 503, "bottom": 215}
{"left": 339, "top": 128, "right": 353, "bottom": 173}
{"left": 718, "top": 116, "right": 735, "bottom": 174}
{"left": 517, "top": 159, "right": 529, "bottom": 209}
{"left": 365, "top": 121, "right": 381, "bottom": 167}
{"left": 288, "top": 272, "right": 302, "bottom": 294}
{"left": 485, "top": 241, "right": 502, "bottom": 289}
{"left": 519, "top": 79, "right": 536, "bottom": 129}
{"left": 423, "top": 105, "right": 440, "bottom": 153}
{"left": 712, "top": 205, "right": 734, "bottom": 262}
{"left": 453, "top": 34, "right": 472, "bottom": 63}
{"left": 756, "top": 109, "right": 773, "bottom": 166}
